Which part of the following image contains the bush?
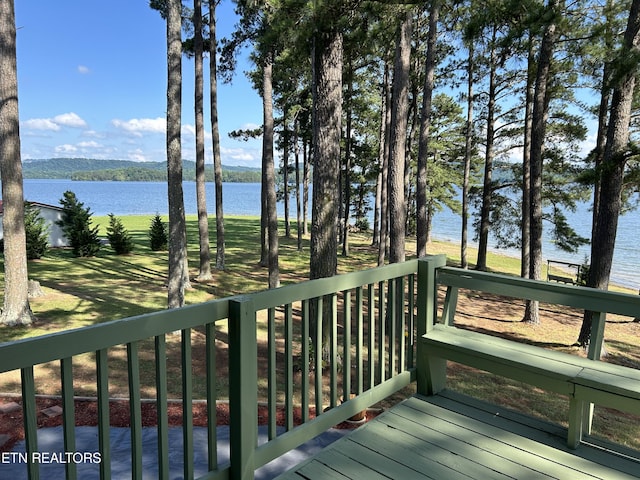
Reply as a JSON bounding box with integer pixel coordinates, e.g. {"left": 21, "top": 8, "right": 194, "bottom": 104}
{"left": 106, "top": 213, "right": 134, "bottom": 255}
{"left": 148, "top": 213, "right": 168, "bottom": 251}
{"left": 56, "top": 190, "right": 101, "bottom": 257}
{"left": 25, "top": 202, "right": 49, "bottom": 260}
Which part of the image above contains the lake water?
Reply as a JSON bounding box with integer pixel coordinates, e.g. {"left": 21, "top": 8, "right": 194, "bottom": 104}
{"left": 20, "top": 179, "right": 640, "bottom": 290}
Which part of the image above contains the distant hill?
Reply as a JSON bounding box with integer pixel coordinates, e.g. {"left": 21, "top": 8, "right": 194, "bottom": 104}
{"left": 22, "top": 158, "right": 262, "bottom": 183}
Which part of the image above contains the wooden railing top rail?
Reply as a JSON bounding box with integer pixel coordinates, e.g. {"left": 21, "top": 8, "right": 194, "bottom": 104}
{"left": 437, "top": 266, "right": 640, "bottom": 319}
{"left": 250, "top": 259, "right": 418, "bottom": 310}
{"left": 0, "top": 299, "right": 230, "bottom": 374}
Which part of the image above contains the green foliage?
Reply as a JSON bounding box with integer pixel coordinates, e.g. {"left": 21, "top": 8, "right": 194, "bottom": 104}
{"left": 56, "top": 191, "right": 101, "bottom": 257}
{"left": 106, "top": 213, "right": 134, "bottom": 255}
{"left": 148, "top": 214, "right": 168, "bottom": 251}
{"left": 24, "top": 202, "right": 49, "bottom": 260}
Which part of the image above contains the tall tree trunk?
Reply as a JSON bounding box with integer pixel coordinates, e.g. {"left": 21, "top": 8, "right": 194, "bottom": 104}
{"left": 476, "top": 28, "right": 498, "bottom": 272}
{"left": 310, "top": 29, "right": 342, "bottom": 349}
{"left": 374, "top": 61, "right": 390, "bottom": 255}
{"left": 294, "top": 118, "right": 303, "bottom": 250}
{"left": 194, "top": 0, "right": 212, "bottom": 281}
{"left": 166, "top": 0, "right": 188, "bottom": 309}
{"left": 303, "top": 137, "right": 309, "bottom": 237}
{"left": 342, "top": 56, "right": 353, "bottom": 257}
{"left": 461, "top": 42, "right": 474, "bottom": 269}
{"left": 523, "top": 0, "right": 560, "bottom": 324}
{"left": 417, "top": 0, "right": 438, "bottom": 258}
{"left": 578, "top": 0, "right": 640, "bottom": 346}
{"left": 283, "top": 106, "right": 291, "bottom": 239}
{"left": 388, "top": 10, "right": 413, "bottom": 265}
{"left": 521, "top": 38, "right": 535, "bottom": 279}
{"left": 263, "top": 53, "right": 279, "bottom": 289}
{"left": 209, "top": 0, "right": 225, "bottom": 270}
{"left": 0, "top": 0, "right": 35, "bottom": 326}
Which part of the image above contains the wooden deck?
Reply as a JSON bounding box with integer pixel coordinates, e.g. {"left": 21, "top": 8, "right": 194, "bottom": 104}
{"left": 276, "top": 392, "right": 640, "bottom": 480}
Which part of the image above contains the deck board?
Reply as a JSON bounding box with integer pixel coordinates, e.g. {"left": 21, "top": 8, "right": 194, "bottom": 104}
{"left": 276, "top": 392, "right": 640, "bottom": 480}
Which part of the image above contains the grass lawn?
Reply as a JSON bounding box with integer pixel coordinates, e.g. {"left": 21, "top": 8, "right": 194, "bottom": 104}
{"left": 1, "top": 214, "right": 639, "bottom": 450}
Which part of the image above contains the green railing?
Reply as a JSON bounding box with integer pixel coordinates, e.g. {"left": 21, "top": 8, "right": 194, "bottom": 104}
{"left": 2, "top": 255, "right": 639, "bottom": 479}
{"left": 0, "top": 258, "right": 422, "bottom": 480}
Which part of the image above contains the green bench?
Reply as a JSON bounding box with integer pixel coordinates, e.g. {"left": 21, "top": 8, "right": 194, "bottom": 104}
{"left": 421, "top": 324, "right": 640, "bottom": 448}
{"left": 415, "top": 257, "right": 640, "bottom": 450}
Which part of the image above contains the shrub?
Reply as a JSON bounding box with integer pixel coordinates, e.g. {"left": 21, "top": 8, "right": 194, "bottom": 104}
{"left": 56, "top": 190, "right": 101, "bottom": 257}
{"left": 148, "top": 213, "right": 168, "bottom": 251}
{"left": 25, "top": 202, "right": 49, "bottom": 260}
{"left": 106, "top": 213, "right": 134, "bottom": 255}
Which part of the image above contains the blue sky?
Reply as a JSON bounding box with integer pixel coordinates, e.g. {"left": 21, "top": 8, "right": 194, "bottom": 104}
{"left": 15, "top": 0, "right": 264, "bottom": 168}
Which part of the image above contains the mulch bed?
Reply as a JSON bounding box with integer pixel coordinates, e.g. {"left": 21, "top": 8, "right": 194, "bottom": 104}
{"left": 0, "top": 396, "right": 375, "bottom": 453}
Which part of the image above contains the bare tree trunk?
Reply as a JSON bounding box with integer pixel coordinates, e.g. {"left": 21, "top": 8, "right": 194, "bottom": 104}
{"left": 342, "top": 56, "right": 353, "bottom": 257}
{"left": 377, "top": 61, "right": 391, "bottom": 266}
{"left": 294, "top": 119, "right": 303, "bottom": 250}
{"left": 194, "top": 0, "right": 212, "bottom": 281}
{"left": 166, "top": 0, "right": 188, "bottom": 309}
{"left": 310, "top": 29, "right": 342, "bottom": 350}
{"left": 578, "top": 0, "right": 640, "bottom": 346}
{"left": 283, "top": 105, "right": 291, "bottom": 239}
{"left": 388, "top": 11, "right": 413, "bottom": 265}
{"left": 523, "top": 0, "right": 560, "bottom": 324}
{"left": 0, "top": 0, "right": 35, "bottom": 326}
{"left": 209, "top": 0, "right": 225, "bottom": 270}
{"left": 461, "top": 42, "right": 474, "bottom": 269}
{"left": 263, "top": 54, "right": 279, "bottom": 289}
{"left": 476, "top": 28, "right": 498, "bottom": 272}
{"left": 303, "top": 137, "right": 310, "bottom": 236}
{"left": 417, "top": 0, "right": 438, "bottom": 258}
{"left": 521, "top": 38, "right": 534, "bottom": 279}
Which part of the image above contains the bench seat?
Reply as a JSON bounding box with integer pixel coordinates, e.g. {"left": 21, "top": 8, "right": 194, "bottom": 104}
{"left": 421, "top": 324, "right": 640, "bottom": 448}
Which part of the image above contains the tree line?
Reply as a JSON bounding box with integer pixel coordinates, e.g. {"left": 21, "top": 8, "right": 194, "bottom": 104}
{"left": 2, "top": 0, "right": 640, "bottom": 349}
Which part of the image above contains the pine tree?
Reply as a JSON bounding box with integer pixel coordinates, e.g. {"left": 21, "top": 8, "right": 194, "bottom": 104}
{"left": 24, "top": 203, "right": 49, "bottom": 260}
{"left": 149, "top": 213, "right": 168, "bottom": 251}
{"left": 106, "top": 213, "right": 133, "bottom": 255}
{"left": 56, "top": 190, "right": 101, "bottom": 257}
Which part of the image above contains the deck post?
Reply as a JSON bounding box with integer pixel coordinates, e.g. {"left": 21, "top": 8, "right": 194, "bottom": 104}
{"left": 416, "top": 255, "right": 447, "bottom": 396}
{"left": 229, "top": 296, "right": 258, "bottom": 480}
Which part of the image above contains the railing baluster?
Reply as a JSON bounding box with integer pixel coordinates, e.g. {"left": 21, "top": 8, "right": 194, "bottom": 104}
{"left": 301, "top": 300, "right": 310, "bottom": 423}
{"left": 330, "top": 293, "right": 338, "bottom": 409}
{"left": 315, "top": 298, "right": 323, "bottom": 417}
{"left": 182, "top": 329, "right": 194, "bottom": 480}
{"left": 285, "top": 303, "right": 294, "bottom": 431}
{"left": 60, "top": 357, "right": 77, "bottom": 480}
{"left": 267, "top": 307, "right": 277, "bottom": 440}
{"left": 389, "top": 278, "right": 397, "bottom": 378}
{"left": 378, "top": 281, "right": 386, "bottom": 384}
{"left": 343, "top": 290, "right": 352, "bottom": 403}
{"left": 21, "top": 366, "right": 38, "bottom": 480}
{"left": 155, "top": 334, "right": 169, "bottom": 480}
{"left": 367, "top": 284, "right": 374, "bottom": 390}
{"left": 127, "top": 342, "right": 142, "bottom": 480}
{"left": 96, "top": 348, "right": 111, "bottom": 479}
{"left": 399, "top": 276, "right": 406, "bottom": 375}
{"left": 356, "top": 286, "right": 364, "bottom": 395}
{"left": 407, "top": 274, "right": 415, "bottom": 370}
{"left": 205, "top": 322, "right": 218, "bottom": 471}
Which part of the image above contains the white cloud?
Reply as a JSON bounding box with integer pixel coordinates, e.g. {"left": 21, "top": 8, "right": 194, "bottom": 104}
{"left": 53, "top": 112, "right": 88, "bottom": 128}
{"left": 221, "top": 146, "right": 259, "bottom": 164}
{"left": 23, "top": 118, "right": 61, "bottom": 131}
{"left": 112, "top": 117, "right": 166, "bottom": 136}
{"left": 77, "top": 141, "right": 102, "bottom": 149}
{"left": 22, "top": 112, "right": 87, "bottom": 131}
{"left": 77, "top": 65, "right": 90, "bottom": 74}
{"left": 54, "top": 144, "right": 78, "bottom": 154}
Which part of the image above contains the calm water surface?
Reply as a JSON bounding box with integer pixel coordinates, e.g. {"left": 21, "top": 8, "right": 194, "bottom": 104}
{"left": 21, "top": 179, "right": 640, "bottom": 290}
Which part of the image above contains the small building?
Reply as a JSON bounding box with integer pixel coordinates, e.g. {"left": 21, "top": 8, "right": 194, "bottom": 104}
{"left": 0, "top": 200, "right": 69, "bottom": 247}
